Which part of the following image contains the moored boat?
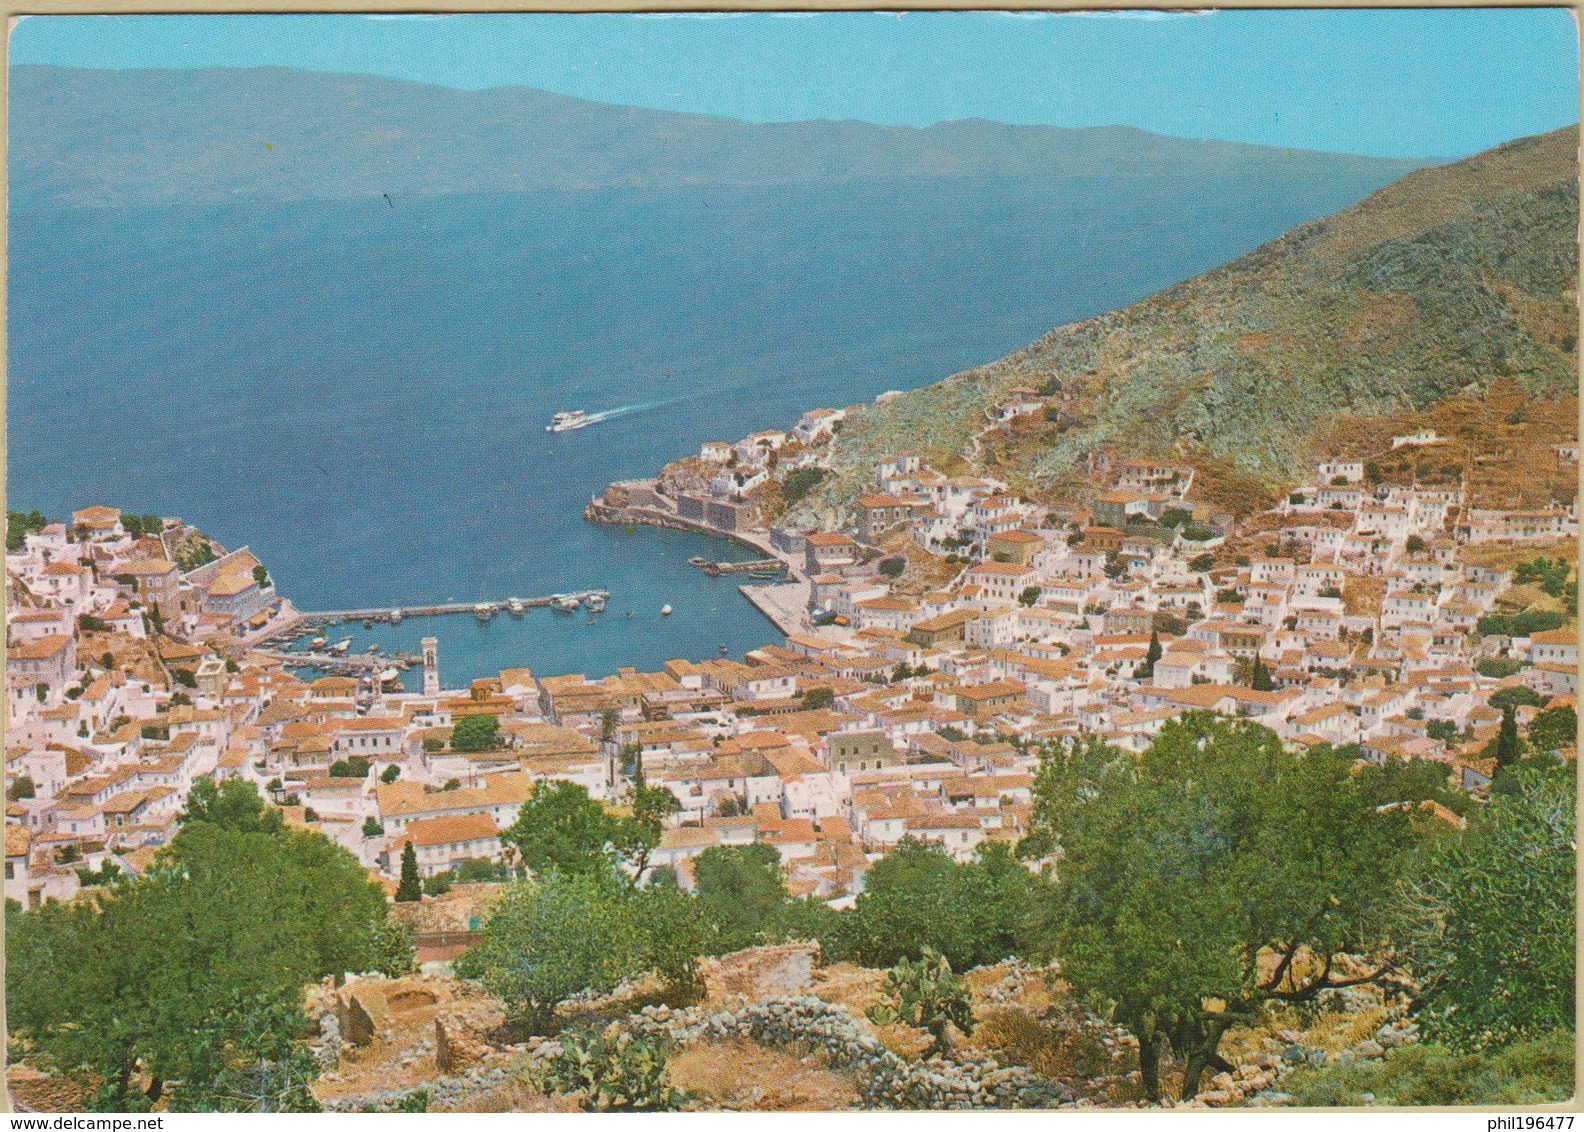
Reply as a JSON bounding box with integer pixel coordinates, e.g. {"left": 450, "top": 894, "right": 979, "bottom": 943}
{"left": 660, "top": 604, "right": 673, "bottom": 616}
{"left": 331, "top": 638, "right": 352, "bottom": 654}
{"left": 550, "top": 594, "right": 581, "bottom": 612}
{"left": 475, "top": 602, "right": 494, "bottom": 621}
{"left": 507, "top": 598, "right": 525, "bottom": 616}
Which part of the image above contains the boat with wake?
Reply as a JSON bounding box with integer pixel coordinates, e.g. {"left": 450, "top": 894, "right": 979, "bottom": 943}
{"left": 546, "top": 410, "right": 594, "bottom": 433}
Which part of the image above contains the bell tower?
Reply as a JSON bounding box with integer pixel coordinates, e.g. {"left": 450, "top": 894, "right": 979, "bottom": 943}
{"left": 421, "top": 636, "right": 439, "bottom": 696}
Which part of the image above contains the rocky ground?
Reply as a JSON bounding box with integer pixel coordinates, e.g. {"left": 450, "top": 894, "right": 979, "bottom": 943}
{"left": 302, "top": 946, "right": 1424, "bottom": 1113}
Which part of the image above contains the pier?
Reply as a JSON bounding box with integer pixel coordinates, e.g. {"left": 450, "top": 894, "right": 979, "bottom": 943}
{"left": 294, "top": 590, "right": 608, "bottom": 623}
{"left": 697, "top": 558, "right": 783, "bottom": 576}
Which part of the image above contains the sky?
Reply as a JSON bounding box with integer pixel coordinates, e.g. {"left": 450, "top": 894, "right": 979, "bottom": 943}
{"left": 9, "top": 9, "right": 1579, "bottom": 159}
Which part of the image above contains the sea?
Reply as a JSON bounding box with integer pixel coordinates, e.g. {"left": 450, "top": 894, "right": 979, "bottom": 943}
{"left": 8, "top": 176, "right": 1380, "bottom": 687}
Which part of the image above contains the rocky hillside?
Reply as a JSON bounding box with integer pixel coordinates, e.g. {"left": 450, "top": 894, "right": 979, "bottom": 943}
{"left": 805, "top": 125, "right": 1578, "bottom": 520}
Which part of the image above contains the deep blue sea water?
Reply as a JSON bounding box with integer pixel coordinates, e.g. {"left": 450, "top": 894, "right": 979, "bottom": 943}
{"left": 9, "top": 176, "right": 1387, "bottom": 683}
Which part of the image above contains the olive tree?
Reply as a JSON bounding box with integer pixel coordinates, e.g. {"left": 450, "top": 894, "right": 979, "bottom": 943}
{"left": 1031, "top": 715, "right": 1437, "bottom": 1100}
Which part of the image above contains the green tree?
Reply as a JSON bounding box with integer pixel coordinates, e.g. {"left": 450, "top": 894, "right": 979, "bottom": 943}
{"left": 396, "top": 842, "right": 422, "bottom": 902}
{"left": 694, "top": 843, "right": 790, "bottom": 952}
{"left": 5, "top": 509, "right": 49, "bottom": 552}
{"left": 1526, "top": 705, "right": 1577, "bottom": 753}
{"left": 6, "top": 821, "right": 401, "bottom": 1110}
{"left": 878, "top": 557, "right": 906, "bottom": 579}
{"left": 450, "top": 713, "right": 501, "bottom": 753}
{"left": 179, "top": 777, "right": 283, "bottom": 834}
{"left": 380, "top": 764, "right": 402, "bottom": 784}
{"left": 503, "top": 780, "right": 621, "bottom": 880}
{"left": 8, "top": 774, "right": 36, "bottom": 801}
{"left": 1249, "top": 652, "right": 1276, "bottom": 691}
{"left": 1031, "top": 717, "right": 1434, "bottom": 1101}
{"left": 1018, "top": 585, "right": 1041, "bottom": 607}
{"left": 454, "top": 873, "right": 646, "bottom": 1033}
{"left": 844, "top": 838, "right": 1045, "bottom": 972}
{"left": 328, "top": 755, "right": 370, "bottom": 779}
{"left": 1489, "top": 705, "right": 1523, "bottom": 769}
{"left": 1489, "top": 685, "right": 1546, "bottom": 712}
{"left": 1476, "top": 656, "right": 1523, "bottom": 679}
{"left": 362, "top": 817, "right": 384, "bottom": 838}
{"left": 1137, "top": 629, "right": 1162, "bottom": 680}
{"left": 781, "top": 466, "right": 829, "bottom": 505}
{"left": 802, "top": 686, "right": 835, "bottom": 711}
{"left": 252, "top": 564, "right": 271, "bottom": 588}
{"left": 1399, "top": 763, "right": 1575, "bottom": 1051}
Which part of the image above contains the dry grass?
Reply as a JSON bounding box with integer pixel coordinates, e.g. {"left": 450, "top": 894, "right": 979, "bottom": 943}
{"left": 808, "top": 962, "right": 887, "bottom": 1017}
{"left": 668, "top": 1039, "right": 861, "bottom": 1111}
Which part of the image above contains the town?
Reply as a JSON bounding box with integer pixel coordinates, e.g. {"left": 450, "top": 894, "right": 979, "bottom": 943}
{"left": 7, "top": 381, "right": 1577, "bottom": 913}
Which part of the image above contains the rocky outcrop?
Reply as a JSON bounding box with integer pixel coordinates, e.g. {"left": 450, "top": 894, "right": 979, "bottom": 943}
{"left": 701, "top": 941, "right": 820, "bottom": 1003}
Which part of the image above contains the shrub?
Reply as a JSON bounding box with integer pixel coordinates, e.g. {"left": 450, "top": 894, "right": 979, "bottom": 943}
{"left": 865, "top": 947, "right": 974, "bottom": 1054}
{"left": 1475, "top": 656, "right": 1522, "bottom": 679}
{"left": 878, "top": 557, "right": 906, "bottom": 579}
{"left": 1477, "top": 610, "right": 1565, "bottom": 639}
{"left": 1282, "top": 1031, "right": 1574, "bottom": 1107}
{"left": 361, "top": 818, "right": 384, "bottom": 839}
{"left": 328, "top": 756, "right": 370, "bottom": 779}
{"left": 451, "top": 714, "right": 500, "bottom": 753}
{"left": 781, "top": 467, "right": 829, "bottom": 505}
{"left": 542, "top": 1026, "right": 684, "bottom": 1112}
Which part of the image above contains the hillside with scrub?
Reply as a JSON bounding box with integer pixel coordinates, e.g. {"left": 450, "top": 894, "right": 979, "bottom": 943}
{"left": 799, "top": 125, "right": 1578, "bottom": 522}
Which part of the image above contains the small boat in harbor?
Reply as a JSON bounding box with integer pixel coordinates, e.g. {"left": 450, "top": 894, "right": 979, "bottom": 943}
{"left": 389, "top": 609, "right": 402, "bottom": 624}
{"left": 748, "top": 572, "right": 780, "bottom": 581}
{"left": 366, "top": 644, "right": 380, "bottom": 653}
{"left": 660, "top": 604, "right": 673, "bottom": 616}
{"left": 688, "top": 557, "right": 710, "bottom": 567}
{"left": 507, "top": 598, "right": 525, "bottom": 616}
{"left": 363, "top": 619, "right": 374, "bottom": 629}
{"left": 331, "top": 638, "right": 352, "bottom": 654}
{"left": 546, "top": 410, "right": 593, "bottom": 433}
{"left": 379, "top": 667, "right": 402, "bottom": 686}
{"left": 719, "top": 644, "right": 729, "bottom": 655}
{"left": 475, "top": 602, "right": 494, "bottom": 621}
{"left": 550, "top": 594, "right": 581, "bottom": 612}
{"left": 585, "top": 594, "right": 607, "bottom": 613}
{"left": 626, "top": 611, "right": 635, "bottom": 619}
{"left": 311, "top": 636, "right": 327, "bottom": 649}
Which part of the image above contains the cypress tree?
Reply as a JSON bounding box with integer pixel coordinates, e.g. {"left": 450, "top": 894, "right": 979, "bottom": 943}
{"left": 1139, "top": 629, "right": 1162, "bottom": 680}
{"left": 1494, "top": 704, "right": 1521, "bottom": 768}
{"left": 396, "top": 841, "right": 422, "bottom": 902}
{"left": 1250, "top": 653, "right": 1275, "bottom": 692}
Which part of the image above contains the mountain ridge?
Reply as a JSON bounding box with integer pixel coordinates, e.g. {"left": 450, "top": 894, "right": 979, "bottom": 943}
{"left": 10, "top": 64, "right": 1430, "bottom": 208}
{"left": 799, "top": 124, "right": 1580, "bottom": 522}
